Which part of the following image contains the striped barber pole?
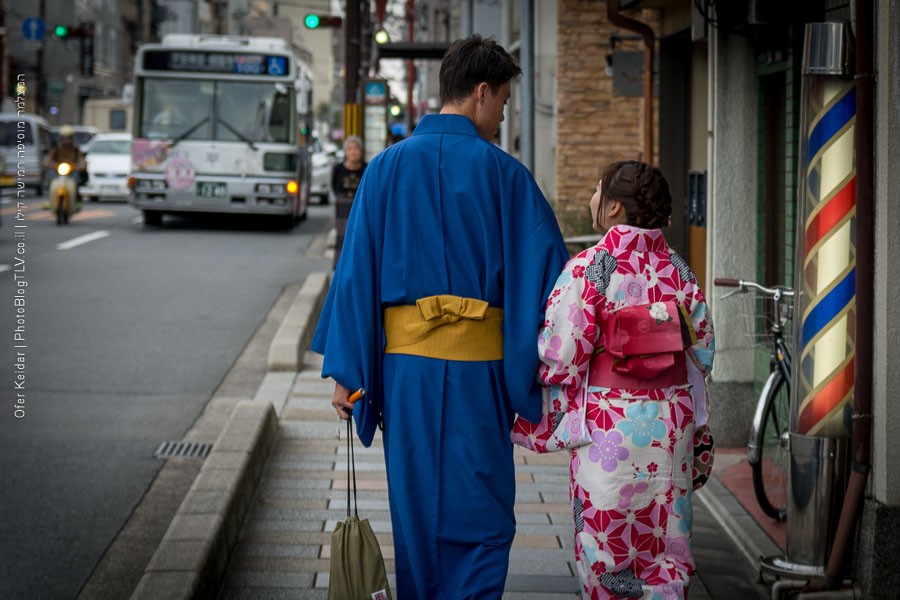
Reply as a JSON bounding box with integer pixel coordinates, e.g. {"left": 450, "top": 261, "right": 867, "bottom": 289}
{"left": 796, "top": 80, "right": 857, "bottom": 437}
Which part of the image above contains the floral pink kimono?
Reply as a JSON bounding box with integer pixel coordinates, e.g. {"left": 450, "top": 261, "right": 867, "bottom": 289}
{"left": 513, "top": 225, "right": 714, "bottom": 600}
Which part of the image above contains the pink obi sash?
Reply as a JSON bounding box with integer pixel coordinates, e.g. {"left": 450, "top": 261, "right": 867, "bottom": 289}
{"left": 588, "top": 301, "right": 697, "bottom": 390}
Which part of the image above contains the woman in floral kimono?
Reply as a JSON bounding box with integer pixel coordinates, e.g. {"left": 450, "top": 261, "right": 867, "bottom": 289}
{"left": 517, "top": 161, "right": 714, "bottom": 599}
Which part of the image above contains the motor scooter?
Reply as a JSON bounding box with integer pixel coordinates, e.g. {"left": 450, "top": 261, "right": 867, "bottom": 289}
{"left": 49, "top": 162, "right": 78, "bottom": 225}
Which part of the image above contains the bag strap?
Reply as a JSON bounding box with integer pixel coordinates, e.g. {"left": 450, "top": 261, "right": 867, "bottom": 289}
{"left": 346, "top": 417, "right": 359, "bottom": 519}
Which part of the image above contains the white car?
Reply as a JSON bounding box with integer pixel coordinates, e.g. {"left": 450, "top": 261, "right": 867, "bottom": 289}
{"left": 79, "top": 132, "right": 132, "bottom": 202}
{"left": 309, "top": 136, "right": 338, "bottom": 204}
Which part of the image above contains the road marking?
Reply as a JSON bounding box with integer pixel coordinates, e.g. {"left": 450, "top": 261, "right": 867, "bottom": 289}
{"left": 0, "top": 204, "right": 42, "bottom": 216}
{"left": 29, "top": 208, "right": 118, "bottom": 221}
{"left": 0, "top": 265, "right": 9, "bottom": 274}
{"left": 57, "top": 230, "right": 110, "bottom": 250}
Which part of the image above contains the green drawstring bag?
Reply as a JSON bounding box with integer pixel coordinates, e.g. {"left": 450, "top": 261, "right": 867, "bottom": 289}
{"left": 328, "top": 418, "right": 392, "bottom": 600}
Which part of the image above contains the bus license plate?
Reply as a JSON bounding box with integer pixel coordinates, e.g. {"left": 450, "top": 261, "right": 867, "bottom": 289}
{"left": 196, "top": 182, "right": 227, "bottom": 198}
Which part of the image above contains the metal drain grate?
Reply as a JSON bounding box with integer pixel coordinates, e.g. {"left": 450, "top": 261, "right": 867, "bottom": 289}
{"left": 154, "top": 441, "right": 213, "bottom": 459}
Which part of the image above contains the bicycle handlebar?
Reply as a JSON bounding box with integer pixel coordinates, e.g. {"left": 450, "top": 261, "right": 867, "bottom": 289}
{"left": 713, "top": 277, "right": 795, "bottom": 298}
{"left": 713, "top": 278, "right": 741, "bottom": 287}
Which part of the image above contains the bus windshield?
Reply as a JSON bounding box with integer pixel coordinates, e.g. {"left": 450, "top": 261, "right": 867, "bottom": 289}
{"left": 139, "top": 78, "right": 294, "bottom": 144}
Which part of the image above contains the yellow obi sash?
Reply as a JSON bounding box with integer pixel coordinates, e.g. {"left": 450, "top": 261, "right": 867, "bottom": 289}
{"left": 383, "top": 294, "right": 503, "bottom": 361}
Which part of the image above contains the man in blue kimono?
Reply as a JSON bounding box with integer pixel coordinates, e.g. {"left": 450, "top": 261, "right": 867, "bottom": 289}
{"left": 311, "top": 35, "right": 568, "bottom": 599}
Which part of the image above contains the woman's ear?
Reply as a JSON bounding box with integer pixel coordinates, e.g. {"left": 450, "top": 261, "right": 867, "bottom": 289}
{"left": 606, "top": 198, "right": 623, "bottom": 219}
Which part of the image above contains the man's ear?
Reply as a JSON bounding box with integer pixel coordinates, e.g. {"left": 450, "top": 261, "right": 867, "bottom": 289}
{"left": 476, "top": 82, "right": 489, "bottom": 103}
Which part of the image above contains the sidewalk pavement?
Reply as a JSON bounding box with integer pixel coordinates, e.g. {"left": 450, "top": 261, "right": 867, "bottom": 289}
{"left": 131, "top": 271, "right": 785, "bottom": 599}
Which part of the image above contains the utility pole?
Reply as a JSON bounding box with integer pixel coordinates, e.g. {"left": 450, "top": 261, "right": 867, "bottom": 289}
{"left": 360, "top": 0, "right": 371, "bottom": 79}
{"left": 344, "top": 0, "right": 362, "bottom": 138}
{"left": 405, "top": 0, "right": 415, "bottom": 137}
{"left": 36, "top": 0, "right": 46, "bottom": 114}
{"left": 0, "top": 0, "right": 5, "bottom": 109}
{"left": 521, "top": 0, "right": 534, "bottom": 171}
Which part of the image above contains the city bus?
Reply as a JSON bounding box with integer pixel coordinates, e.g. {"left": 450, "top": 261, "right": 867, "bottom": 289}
{"left": 129, "top": 34, "right": 311, "bottom": 226}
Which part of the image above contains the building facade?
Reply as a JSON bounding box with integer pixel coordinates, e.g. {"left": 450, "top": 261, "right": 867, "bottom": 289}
{"left": 548, "top": 0, "right": 897, "bottom": 595}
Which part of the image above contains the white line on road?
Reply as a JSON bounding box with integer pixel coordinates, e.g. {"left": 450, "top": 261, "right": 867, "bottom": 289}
{"left": 57, "top": 230, "right": 111, "bottom": 250}
{"left": 0, "top": 265, "right": 9, "bottom": 274}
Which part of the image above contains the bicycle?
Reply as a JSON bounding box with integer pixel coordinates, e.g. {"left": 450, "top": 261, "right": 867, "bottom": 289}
{"left": 714, "top": 277, "right": 794, "bottom": 521}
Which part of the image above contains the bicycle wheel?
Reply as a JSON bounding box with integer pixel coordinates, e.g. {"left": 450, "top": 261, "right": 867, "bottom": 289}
{"left": 751, "top": 370, "right": 790, "bottom": 520}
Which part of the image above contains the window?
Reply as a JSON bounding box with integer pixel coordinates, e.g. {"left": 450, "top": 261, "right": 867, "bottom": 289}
{"left": 0, "top": 122, "right": 32, "bottom": 146}
{"left": 140, "top": 78, "right": 213, "bottom": 139}
{"left": 215, "top": 81, "right": 294, "bottom": 143}
{"left": 139, "top": 78, "right": 294, "bottom": 143}
{"left": 89, "top": 139, "right": 130, "bottom": 154}
{"left": 109, "top": 110, "right": 127, "bottom": 131}
{"left": 762, "top": 73, "right": 787, "bottom": 287}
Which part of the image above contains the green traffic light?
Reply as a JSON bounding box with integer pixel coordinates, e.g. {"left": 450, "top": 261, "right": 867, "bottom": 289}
{"left": 54, "top": 24, "right": 70, "bottom": 38}
{"left": 304, "top": 14, "right": 320, "bottom": 29}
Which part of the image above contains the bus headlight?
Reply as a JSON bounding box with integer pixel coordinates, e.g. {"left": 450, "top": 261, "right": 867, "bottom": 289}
{"left": 285, "top": 180, "right": 299, "bottom": 195}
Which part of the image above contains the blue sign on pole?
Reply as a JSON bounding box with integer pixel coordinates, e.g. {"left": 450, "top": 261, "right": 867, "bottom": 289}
{"left": 22, "top": 17, "right": 46, "bottom": 41}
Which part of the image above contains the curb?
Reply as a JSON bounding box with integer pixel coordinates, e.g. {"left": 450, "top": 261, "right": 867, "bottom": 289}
{"left": 694, "top": 476, "right": 782, "bottom": 566}
{"left": 267, "top": 271, "right": 331, "bottom": 371}
{"left": 130, "top": 271, "right": 333, "bottom": 600}
{"left": 131, "top": 402, "right": 279, "bottom": 600}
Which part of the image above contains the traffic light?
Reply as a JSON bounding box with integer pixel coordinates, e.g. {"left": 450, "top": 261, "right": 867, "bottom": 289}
{"left": 52, "top": 23, "right": 92, "bottom": 39}
{"left": 374, "top": 28, "right": 390, "bottom": 44}
{"left": 303, "top": 14, "right": 343, "bottom": 29}
{"left": 51, "top": 23, "right": 94, "bottom": 75}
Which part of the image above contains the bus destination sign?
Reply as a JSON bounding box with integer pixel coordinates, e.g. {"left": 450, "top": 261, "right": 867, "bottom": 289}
{"left": 143, "top": 50, "right": 289, "bottom": 76}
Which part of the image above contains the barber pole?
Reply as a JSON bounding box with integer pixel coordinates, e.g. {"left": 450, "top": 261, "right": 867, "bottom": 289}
{"left": 796, "top": 79, "right": 857, "bottom": 438}
{"left": 762, "top": 22, "right": 856, "bottom": 578}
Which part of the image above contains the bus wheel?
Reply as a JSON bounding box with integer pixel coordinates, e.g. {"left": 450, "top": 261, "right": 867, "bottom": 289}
{"left": 143, "top": 210, "right": 163, "bottom": 227}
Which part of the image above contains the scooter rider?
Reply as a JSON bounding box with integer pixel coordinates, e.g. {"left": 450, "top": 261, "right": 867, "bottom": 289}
{"left": 43, "top": 125, "right": 87, "bottom": 201}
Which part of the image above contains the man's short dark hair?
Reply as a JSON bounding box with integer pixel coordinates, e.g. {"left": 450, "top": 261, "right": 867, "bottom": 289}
{"left": 439, "top": 35, "right": 522, "bottom": 106}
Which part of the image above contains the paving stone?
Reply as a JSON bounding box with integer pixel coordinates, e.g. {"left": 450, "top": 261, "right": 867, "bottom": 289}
{"left": 223, "top": 571, "right": 314, "bottom": 588}
{"left": 233, "top": 543, "right": 321, "bottom": 560}
{"left": 219, "top": 343, "right": 769, "bottom": 600}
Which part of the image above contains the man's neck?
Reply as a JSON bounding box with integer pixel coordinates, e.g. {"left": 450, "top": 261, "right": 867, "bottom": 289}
{"left": 440, "top": 97, "right": 476, "bottom": 123}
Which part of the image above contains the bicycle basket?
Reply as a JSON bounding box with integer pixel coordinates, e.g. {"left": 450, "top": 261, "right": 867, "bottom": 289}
{"left": 738, "top": 291, "right": 794, "bottom": 350}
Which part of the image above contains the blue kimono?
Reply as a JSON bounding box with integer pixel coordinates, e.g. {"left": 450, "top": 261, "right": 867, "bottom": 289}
{"left": 311, "top": 114, "right": 568, "bottom": 598}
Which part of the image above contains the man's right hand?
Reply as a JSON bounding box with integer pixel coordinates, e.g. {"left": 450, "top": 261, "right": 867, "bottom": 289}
{"left": 331, "top": 382, "right": 355, "bottom": 420}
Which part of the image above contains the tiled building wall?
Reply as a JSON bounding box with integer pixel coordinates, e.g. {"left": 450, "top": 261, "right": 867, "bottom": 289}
{"left": 554, "top": 0, "right": 652, "bottom": 237}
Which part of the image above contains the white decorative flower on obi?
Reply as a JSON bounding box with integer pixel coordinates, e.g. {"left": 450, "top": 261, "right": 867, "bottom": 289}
{"left": 649, "top": 302, "right": 672, "bottom": 324}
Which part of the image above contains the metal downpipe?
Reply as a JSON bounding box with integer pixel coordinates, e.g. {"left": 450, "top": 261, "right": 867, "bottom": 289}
{"left": 606, "top": 1, "right": 655, "bottom": 162}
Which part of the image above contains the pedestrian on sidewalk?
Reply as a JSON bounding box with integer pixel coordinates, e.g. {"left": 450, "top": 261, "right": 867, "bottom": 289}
{"left": 311, "top": 35, "right": 569, "bottom": 599}
{"left": 331, "top": 135, "right": 367, "bottom": 198}
{"left": 514, "top": 161, "right": 715, "bottom": 599}
{"left": 331, "top": 135, "right": 367, "bottom": 267}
